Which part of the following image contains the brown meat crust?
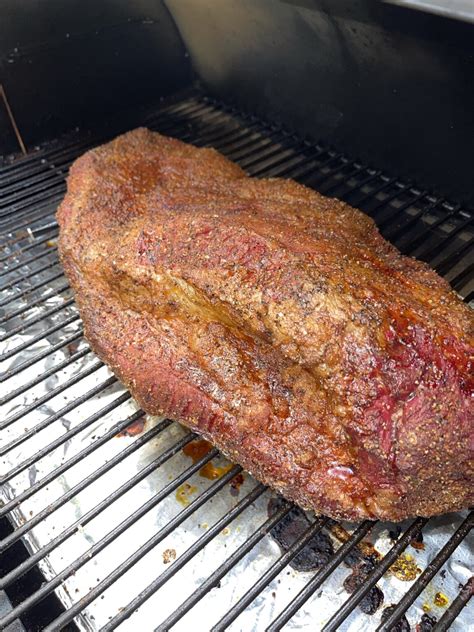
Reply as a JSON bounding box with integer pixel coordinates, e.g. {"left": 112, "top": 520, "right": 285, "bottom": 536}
{"left": 57, "top": 128, "right": 474, "bottom": 521}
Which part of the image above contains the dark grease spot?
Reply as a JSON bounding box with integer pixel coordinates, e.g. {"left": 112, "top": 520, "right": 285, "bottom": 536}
{"left": 389, "top": 525, "right": 402, "bottom": 541}
{"left": 267, "top": 497, "right": 333, "bottom": 571}
{"left": 416, "top": 613, "right": 437, "bottom": 632}
{"left": 343, "top": 560, "right": 383, "bottom": 615}
{"left": 381, "top": 605, "right": 411, "bottom": 631}
{"left": 359, "top": 586, "right": 384, "bottom": 615}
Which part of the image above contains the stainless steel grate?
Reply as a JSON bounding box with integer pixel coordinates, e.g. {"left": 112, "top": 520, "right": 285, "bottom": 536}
{"left": 1, "top": 92, "right": 472, "bottom": 631}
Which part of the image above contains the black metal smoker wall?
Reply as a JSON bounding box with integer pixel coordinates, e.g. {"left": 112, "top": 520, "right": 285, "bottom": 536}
{"left": 167, "top": 0, "right": 474, "bottom": 207}
{"left": 0, "top": 0, "right": 193, "bottom": 157}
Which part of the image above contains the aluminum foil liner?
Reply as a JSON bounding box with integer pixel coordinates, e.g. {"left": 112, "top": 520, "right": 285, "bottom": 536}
{"left": 1, "top": 204, "right": 472, "bottom": 632}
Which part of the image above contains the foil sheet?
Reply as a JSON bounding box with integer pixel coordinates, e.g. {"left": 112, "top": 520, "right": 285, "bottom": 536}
{"left": 1, "top": 187, "right": 473, "bottom": 632}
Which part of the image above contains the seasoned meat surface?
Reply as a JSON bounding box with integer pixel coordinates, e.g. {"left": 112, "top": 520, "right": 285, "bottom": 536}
{"left": 57, "top": 128, "right": 473, "bottom": 521}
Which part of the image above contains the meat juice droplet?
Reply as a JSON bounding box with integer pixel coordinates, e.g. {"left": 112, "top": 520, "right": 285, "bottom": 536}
{"left": 433, "top": 592, "right": 449, "bottom": 607}
{"left": 175, "top": 483, "right": 197, "bottom": 506}
{"left": 199, "top": 462, "right": 233, "bottom": 480}
{"left": 182, "top": 438, "right": 213, "bottom": 462}
{"left": 117, "top": 417, "right": 146, "bottom": 437}
{"left": 182, "top": 438, "right": 233, "bottom": 480}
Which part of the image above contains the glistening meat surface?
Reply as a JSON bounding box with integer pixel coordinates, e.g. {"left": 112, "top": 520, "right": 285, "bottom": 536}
{"left": 57, "top": 128, "right": 473, "bottom": 521}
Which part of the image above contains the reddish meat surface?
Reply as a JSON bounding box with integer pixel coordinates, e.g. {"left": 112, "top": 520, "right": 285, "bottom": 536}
{"left": 57, "top": 128, "right": 473, "bottom": 521}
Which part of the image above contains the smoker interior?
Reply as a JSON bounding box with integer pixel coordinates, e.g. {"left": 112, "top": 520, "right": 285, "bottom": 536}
{"left": 0, "top": 92, "right": 472, "bottom": 631}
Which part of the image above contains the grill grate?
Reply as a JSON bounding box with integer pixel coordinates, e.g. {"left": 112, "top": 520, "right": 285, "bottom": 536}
{"left": 1, "top": 92, "right": 472, "bottom": 631}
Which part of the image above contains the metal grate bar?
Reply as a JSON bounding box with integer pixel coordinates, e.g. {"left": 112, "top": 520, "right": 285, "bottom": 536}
{"left": 0, "top": 412, "right": 163, "bottom": 563}
{"left": 281, "top": 149, "right": 334, "bottom": 182}
{"left": 0, "top": 156, "right": 67, "bottom": 194}
{"left": 0, "top": 346, "right": 90, "bottom": 406}
{"left": 321, "top": 518, "right": 428, "bottom": 631}
{"left": 0, "top": 133, "right": 103, "bottom": 182}
{"left": 175, "top": 107, "right": 248, "bottom": 138}
{"left": 434, "top": 236, "right": 473, "bottom": 274}
{"left": 0, "top": 230, "right": 57, "bottom": 263}
{"left": 155, "top": 503, "right": 295, "bottom": 632}
{"left": 207, "top": 122, "right": 273, "bottom": 154}
{"left": 221, "top": 134, "right": 287, "bottom": 164}
{"left": 383, "top": 199, "right": 442, "bottom": 242}
{"left": 0, "top": 296, "right": 75, "bottom": 342}
{"left": 181, "top": 113, "right": 281, "bottom": 152}
{"left": 262, "top": 146, "right": 328, "bottom": 179}
{"left": 0, "top": 256, "right": 60, "bottom": 292}
{"left": 0, "top": 187, "right": 64, "bottom": 227}
{"left": 433, "top": 578, "right": 473, "bottom": 632}
{"left": 0, "top": 421, "right": 188, "bottom": 583}
{"left": 0, "top": 182, "right": 65, "bottom": 220}
{"left": 1, "top": 226, "right": 48, "bottom": 252}
{"left": 318, "top": 163, "right": 366, "bottom": 196}
{"left": 371, "top": 190, "right": 427, "bottom": 226}
{"left": 266, "top": 520, "right": 375, "bottom": 631}
{"left": 0, "top": 441, "right": 218, "bottom": 629}
{"left": 151, "top": 103, "right": 231, "bottom": 139}
{"left": 156, "top": 121, "right": 252, "bottom": 163}
{"left": 248, "top": 144, "right": 316, "bottom": 177}
{"left": 240, "top": 140, "right": 301, "bottom": 173}
{"left": 0, "top": 378, "right": 123, "bottom": 487}
{"left": 0, "top": 96, "right": 207, "bottom": 189}
{"left": 145, "top": 95, "right": 213, "bottom": 122}
{"left": 0, "top": 282, "right": 70, "bottom": 324}
{"left": 0, "top": 358, "right": 103, "bottom": 434}
{"left": 0, "top": 312, "right": 80, "bottom": 361}
{"left": 214, "top": 130, "right": 282, "bottom": 159}
{"left": 201, "top": 122, "right": 270, "bottom": 154}
{"left": 0, "top": 269, "right": 66, "bottom": 308}
{"left": 363, "top": 182, "right": 414, "bottom": 215}
{"left": 377, "top": 195, "right": 435, "bottom": 233}
{"left": 376, "top": 512, "right": 474, "bottom": 631}
{"left": 0, "top": 327, "right": 81, "bottom": 381}
{"left": 0, "top": 168, "right": 67, "bottom": 206}
{"left": 212, "top": 517, "right": 331, "bottom": 631}
{"left": 348, "top": 175, "right": 397, "bottom": 206}
{"left": 200, "top": 127, "right": 297, "bottom": 171}
{"left": 293, "top": 152, "right": 344, "bottom": 185}
{"left": 0, "top": 243, "right": 57, "bottom": 277}
{"left": 0, "top": 157, "right": 52, "bottom": 187}
{"left": 262, "top": 150, "right": 328, "bottom": 181}
{"left": 190, "top": 122, "right": 256, "bottom": 150}
{"left": 0, "top": 201, "right": 60, "bottom": 237}
{"left": 405, "top": 211, "right": 471, "bottom": 257}
{"left": 451, "top": 261, "right": 474, "bottom": 290}
{"left": 183, "top": 122, "right": 272, "bottom": 156}
{"left": 0, "top": 200, "right": 57, "bottom": 238}
{"left": 45, "top": 461, "right": 242, "bottom": 631}
{"left": 102, "top": 482, "right": 268, "bottom": 631}
{"left": 324, "top": 169, "right": 382, "bottom": 200}
{"left": 0, "top": 119, "right": 196, "bottom": 217}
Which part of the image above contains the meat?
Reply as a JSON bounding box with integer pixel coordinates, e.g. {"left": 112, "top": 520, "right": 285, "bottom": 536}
{"left": 57, "top": 128, "right": 473, "bottom": 522}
